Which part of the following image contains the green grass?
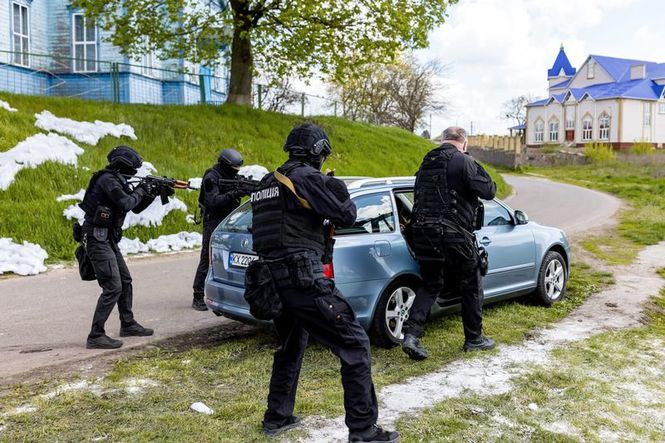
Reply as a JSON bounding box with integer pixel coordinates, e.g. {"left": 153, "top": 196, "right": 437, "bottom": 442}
{"left": 0, "top": 263, "right": 611, "bottom": 441}
{"left": 524, "top": 160, "right": 665, "bottom": 265}
{"left": 395, "top": 270, "right": 665, "bottom": 443}
{"left": 0, "top": 92, "right": 509, "bottom": 264}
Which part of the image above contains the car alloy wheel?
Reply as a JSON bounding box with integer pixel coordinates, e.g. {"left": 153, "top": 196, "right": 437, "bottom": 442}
{"left": 544, "top": 258, "right": 565, "bottom": 301}
{"left": 385, "top": 286, "right": 416, "bottom": 341}
{"left": 534, "top": 250, "right": 567, "bottom": 306}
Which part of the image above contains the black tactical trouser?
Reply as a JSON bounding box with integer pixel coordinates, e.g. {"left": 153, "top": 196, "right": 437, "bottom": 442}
{"left": 263, "top": 256, "right": 378, "bottom": 432}
{"left": 405, "top": 236, "right": 484, "bottom": 341}
{"left": 84, "top": 232, "right": 135, "bottom": 338}
{"left": 192, "top": 220, "right": 220, "bottom": 298}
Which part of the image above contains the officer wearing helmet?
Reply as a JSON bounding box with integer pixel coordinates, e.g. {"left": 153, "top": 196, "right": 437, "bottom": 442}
{"left": 250, "top": 124, "right": 399, "bottom": 442}
{"left": 191, "top": 148, "right": 247, "bottom": 311}
{"left": 79, "top": 146, "right": 161, "bottom": 349}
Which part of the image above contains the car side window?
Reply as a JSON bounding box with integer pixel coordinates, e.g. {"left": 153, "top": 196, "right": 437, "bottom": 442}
{"left": 337, "top": 192, "right": 395, "bottom": 235}
{"left": 483, "top": 200, "right": 512, "bottom": 226}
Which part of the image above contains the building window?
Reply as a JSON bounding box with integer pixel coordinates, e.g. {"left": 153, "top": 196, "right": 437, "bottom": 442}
{"left": 582, "top": 117, "right": 593, "bottom": 140}
{"left": 12, "top": 3, "right": 30, "bottom": 67}
{"left": 587, "top": 60, "right": 595, "bottom": 79}
{"left": 549, "top": 120, "right": 559, "bottom": 142}
{"left": 73, "top": 13, "right": 97, "bottom": 72}
{"left": 565, "top": 107, "right": 575, "bottom": 129}
{"left": 534, "top": 120, "right": 544, "bottom": 142}
{"left": 644, "top": 103, "right": 652, "bottom": 127}
{"left": 599, "top": 114, "right": 610, "bottom": 140}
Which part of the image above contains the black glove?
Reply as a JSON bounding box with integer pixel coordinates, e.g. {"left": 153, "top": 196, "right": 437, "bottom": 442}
{"left": 160, "top": 185, "right": 175, "bottom": 197}
{"left": 231, "top": 189, "right": 246, "bottom": 199}
{"left": 138, "top": 181, "right": 159, "bottom": 197}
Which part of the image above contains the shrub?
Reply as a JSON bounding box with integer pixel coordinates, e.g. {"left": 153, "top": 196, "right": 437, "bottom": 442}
{"left": 584, "top": 142, "right": 616, "bottom": 162}
{"left": 629, "top": 142, "right": 655, "bottom": 155}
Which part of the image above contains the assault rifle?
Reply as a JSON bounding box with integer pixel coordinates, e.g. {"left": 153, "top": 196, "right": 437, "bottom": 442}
{"left": 218, "top": 176, "right": 262, "bottom": 195}
{"left": 126, "top": 175, "right": 194, "bottom": 204}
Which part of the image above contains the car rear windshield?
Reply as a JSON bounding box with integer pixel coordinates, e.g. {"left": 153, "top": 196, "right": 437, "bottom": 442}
{"left": 219, "top": 202, "right": 253, "bottom": 233}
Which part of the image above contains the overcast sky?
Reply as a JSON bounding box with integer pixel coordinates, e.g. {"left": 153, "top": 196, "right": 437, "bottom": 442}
{"left": 416, "top": 0, "right": 665, "bottom": 137}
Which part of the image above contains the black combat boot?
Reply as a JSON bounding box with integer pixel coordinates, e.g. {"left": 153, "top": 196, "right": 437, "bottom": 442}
{"left": 192, "top": 293, "right": 208, "bottom": 311}
{"left": 119, "top": 322, "right": 154, "bottom": 337}
{"left": 349, "top": 424, "right": 400, "bottom": 442}
{"left": 463, "top": 335, "right": 496, "bottom": 352}
{"left": 86, "top": 334, "right": 123, "bottom": 349}
{"left": 401, "top": 334, "right": 428, "bottom": 361}
{"left": 262, "top": 415, "right": 301, "bottom": 436}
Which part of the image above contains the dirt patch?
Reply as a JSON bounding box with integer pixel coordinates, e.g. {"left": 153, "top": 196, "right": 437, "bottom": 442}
{"left": 301, "top": 242, "right": 665, "bottom": 442}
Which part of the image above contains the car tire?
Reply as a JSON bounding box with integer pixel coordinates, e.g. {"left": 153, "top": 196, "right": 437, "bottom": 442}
{"left": 370, "top": 280, "right": 419, "bottom": 348}
{"left": 534, "top": 250, "right": 567, "bottom": 306}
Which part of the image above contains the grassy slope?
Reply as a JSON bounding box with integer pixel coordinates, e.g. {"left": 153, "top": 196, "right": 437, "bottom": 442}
{"left": 0, "top": 92, "right": 509, "bottom": 263}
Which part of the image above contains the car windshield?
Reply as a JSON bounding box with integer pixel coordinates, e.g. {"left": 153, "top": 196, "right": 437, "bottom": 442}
{"left": 219, "top": 202, "right": 253, "bottom": 233}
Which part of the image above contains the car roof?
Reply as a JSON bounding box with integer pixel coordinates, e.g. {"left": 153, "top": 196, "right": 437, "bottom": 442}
{"left": 346, "top": 176, "right": 415, "bottom": 191}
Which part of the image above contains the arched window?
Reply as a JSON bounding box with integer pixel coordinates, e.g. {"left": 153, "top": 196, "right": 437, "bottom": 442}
{"left": 534, "top": 119, "right": 544, "bottom": 142}
{"left": 549, "top": 118, "right": 559, "bottom": 142}
{"left": 598, "top": 114, "right": 610, "bottom": 140}
{"left": 582, "top": 116, "right": 593, "bottom": 141}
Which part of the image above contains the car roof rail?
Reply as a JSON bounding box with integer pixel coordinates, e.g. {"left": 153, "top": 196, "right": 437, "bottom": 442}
{"left": 346, "top": 176, "right": 415, "bottom": 189}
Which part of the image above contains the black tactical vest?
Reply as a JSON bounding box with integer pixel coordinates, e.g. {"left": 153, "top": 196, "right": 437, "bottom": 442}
{"left": 79, "top": 169, "right": 129, "bottom": 228}
{"left": 251, "top": 165, "right": 325, "bottom": 255}
{"left": 412, "top": 146, "right": 477, "bottom": 232}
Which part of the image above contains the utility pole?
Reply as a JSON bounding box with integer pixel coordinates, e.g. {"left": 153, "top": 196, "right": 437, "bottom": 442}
{"left": 470, "top": 121, "right": 474, "bottom": 136}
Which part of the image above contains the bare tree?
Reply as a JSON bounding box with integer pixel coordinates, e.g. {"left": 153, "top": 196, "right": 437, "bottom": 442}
{"left": 329, "top": 55, "right": 448, "bottom": 132}
{"left": 258, "top": 79, "right": 302, "bottom": 113}
{"left": 501, "top": 94, "right": 534, "bottom": 127}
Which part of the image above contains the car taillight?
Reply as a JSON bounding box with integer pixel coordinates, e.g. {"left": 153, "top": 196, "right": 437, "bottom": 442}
{"left": 323, "top": 263, "right": 334, "bottom": 279}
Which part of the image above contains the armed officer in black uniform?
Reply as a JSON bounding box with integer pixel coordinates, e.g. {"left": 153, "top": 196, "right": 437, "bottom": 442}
{"left": 402, "top": 127, "right": 497, "bottom": 361}
{"left": 80, "top": 146, "right": 161, "bottom": 349}
{"left": 191, "top": 148, "right": 245, "bottom": 311}
{"left": 251, "top": 124, "right": 399, "bottom": 442}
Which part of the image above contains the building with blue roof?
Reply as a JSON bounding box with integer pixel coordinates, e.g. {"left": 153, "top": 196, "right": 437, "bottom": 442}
{"left": 526, "top": 46, "right": 665, "bottom": 148}
{"left": 0, "top": 0, "right": 228, "bottom": 105}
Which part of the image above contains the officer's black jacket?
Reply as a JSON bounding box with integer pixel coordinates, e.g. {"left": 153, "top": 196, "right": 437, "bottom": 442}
{"left": 199, "top": 164, "right": 241, "bottom": 222}
{"left": 80, "top": 170, "right": 155, "bottom": 228}
{"left": 252, "top": 160, "right": 357, "bottom": 259}
{"left": 413, "top": 144, "right": 496, "bottom": 231}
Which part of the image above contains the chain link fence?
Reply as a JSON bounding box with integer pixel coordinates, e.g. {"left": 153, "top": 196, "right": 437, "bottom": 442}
{"left": 0, "top": 50, "right": 341, "bottom": 117}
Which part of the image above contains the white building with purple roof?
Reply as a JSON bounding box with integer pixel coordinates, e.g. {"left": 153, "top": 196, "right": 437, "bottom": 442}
{"left": 526, "top": 46, "right": 665, "bottom": 148}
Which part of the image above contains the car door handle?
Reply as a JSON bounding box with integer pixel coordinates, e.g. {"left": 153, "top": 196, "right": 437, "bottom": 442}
{"left": 479, "top": 237, "right": 492, "bottom": 246}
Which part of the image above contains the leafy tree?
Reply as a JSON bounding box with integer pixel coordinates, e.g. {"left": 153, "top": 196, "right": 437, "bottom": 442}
{"left": 73, "top": 0, "right": 458, "bottom": 105}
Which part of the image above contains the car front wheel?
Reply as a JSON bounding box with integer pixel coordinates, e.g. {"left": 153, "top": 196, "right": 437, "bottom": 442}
{"left": 370, "top": 280, "right": 418, "bottom": 348}
{"left": 534, "top": 250, "right": 567, "bottom": 306}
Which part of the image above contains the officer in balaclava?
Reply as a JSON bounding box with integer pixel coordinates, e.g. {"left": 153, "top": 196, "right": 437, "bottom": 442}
{"left": 79, "top": 146, "right": 162, "bottom": 349}
{"left": 250, "top": 124, "right": 399, "bottom": 442}
{"left": 191, "top": 148, "right": 246, "bottom": 311}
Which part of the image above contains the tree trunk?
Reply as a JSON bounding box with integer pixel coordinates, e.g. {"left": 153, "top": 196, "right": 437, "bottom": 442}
{"left": 226, "top": 25, "right": 254, "bottom": 105}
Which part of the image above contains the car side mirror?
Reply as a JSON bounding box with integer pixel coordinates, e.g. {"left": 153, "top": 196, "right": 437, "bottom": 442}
{"left": 514, "top": 210, "right": 529, "bottom": 225}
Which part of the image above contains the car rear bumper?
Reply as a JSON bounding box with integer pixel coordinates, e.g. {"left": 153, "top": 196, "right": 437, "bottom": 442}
{"left": 205, "top": 275, "right": 256, "bottom": 323}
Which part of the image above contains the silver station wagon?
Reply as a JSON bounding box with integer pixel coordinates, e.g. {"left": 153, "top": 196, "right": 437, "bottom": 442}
{"left": 205, "top": 177, "right": 570, "bottom": 347}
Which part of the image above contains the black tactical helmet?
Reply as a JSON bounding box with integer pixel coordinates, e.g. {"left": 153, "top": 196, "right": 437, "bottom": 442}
{"left": 218, "top": 148, "right": 244, "bottom": 169}
{"left": 107, "top": 145, "right": 143, "bottom": 170}
{"left": 283, "top": 123, "right": 332, "bottom": 158}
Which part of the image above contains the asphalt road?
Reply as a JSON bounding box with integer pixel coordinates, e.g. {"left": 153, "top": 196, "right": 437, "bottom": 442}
{"left": 0, "top": 175, "right": 622, "bottom": 381}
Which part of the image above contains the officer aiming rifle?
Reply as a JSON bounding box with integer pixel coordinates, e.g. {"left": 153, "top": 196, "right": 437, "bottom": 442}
{"left": 124, "top": 175, "right": 193, "bottom": 204}
{"left": 217, "top": 175, "right": 262, "bottom": 195}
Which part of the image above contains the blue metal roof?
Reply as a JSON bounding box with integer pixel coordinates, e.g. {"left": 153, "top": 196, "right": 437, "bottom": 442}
{"left": 589, "top": 55, "right": 665, "bottom": 82}
{"left": 548, "top": 46, "right": 576, "bottom": 78}
{"left": 508, "top": 124, "right": 526, "bottom": 130}
{"left": 550, "top": 78, "right": 572, "bottom": 89}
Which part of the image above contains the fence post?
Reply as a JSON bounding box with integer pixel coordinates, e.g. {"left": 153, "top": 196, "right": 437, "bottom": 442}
{"left": 199, "top": 74, "right": 207, "bottom": 105}
{"left": 257, "top": 84, "right": 263, "bottom": 109}
{"left": 334, "top": 101, "right": 337, "bottom": 117}
{"left": 111, "top": 63, "right": 120, "bottom": 104}
{"left": 301, "top": 93, "right": 306, "bottom": 117}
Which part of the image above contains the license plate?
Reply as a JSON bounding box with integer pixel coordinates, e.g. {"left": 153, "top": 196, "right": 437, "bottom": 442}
{"left": 229, "top": 252, "right": 259, "bottom": 268}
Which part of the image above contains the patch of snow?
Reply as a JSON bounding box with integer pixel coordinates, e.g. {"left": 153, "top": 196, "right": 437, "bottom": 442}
{"left": 82, "top": 166, "right": 91, "bottom": 171}
{"left": 0, "top": 133, "right": 84, "bottom": 190}
{"left": 63, "top": 204, "right": 85, "bottom": 225}
{"left": 527, "top": 403, "right": 538, "bottom": 411}
{"left": 186, "top": 214, "right": 196, "bottom": 224}
{"left": 301, "top": 242, "right": 665, "bottom": 442}
{"left": 0, "top": 99, "right": 17, "bottom": 112}
{"left": 188, "top": 177, "right": 202, "bottom": 190}
{"left": 135, "top": 161, "right": 157, "bottom": 178}
{"left": 56, "top": 189, "right": 86, "bottom": 202}
{"left": 11, "top": 405, "right": 36, "bottom": 415}
{"left": 41, "top": 380, "right": 102, "bottom": 400}
{"left": 117, "top": 237, "right": 149, "bottom": 256}
{"left": 190, "top": 402, "right": 214, "bottom": 415}
{"left": 124, "top": 378, "right": 159, "bottom": 395}
{"left": 0, "top": 238, "right": 48, "bottom": 276}
{"left": 122, "top": 196, "right": 188, "bottom": 229}
{"left": 146, "top": 231, "right": 202, "bottom": 253}
{"left": 35, "top": 110, "right": 137, "bottom": 146}
{"left": 239, "top": 164, "right": 269, "bottom": 180}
